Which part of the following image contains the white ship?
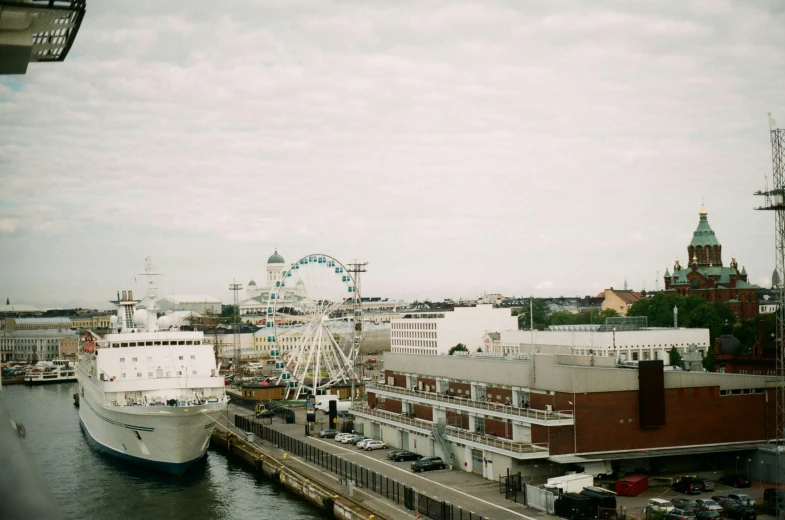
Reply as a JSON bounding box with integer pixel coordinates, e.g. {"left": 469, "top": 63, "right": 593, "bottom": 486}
{"left": 25, "top": 359, "right": 77, "bottom": 384}
{"left": 76, "top": 259, "right": 229, "bottom": 475}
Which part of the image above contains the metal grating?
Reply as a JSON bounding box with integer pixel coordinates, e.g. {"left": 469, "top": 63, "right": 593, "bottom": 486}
{"left": 0, "top": 0, "right": 86, "bottom": 63}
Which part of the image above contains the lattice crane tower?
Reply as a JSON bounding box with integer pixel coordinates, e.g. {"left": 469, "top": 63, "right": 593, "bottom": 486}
{"left": 228, "top": 280, "right": 243, "bottom": 377}
{"left": 346, "top": 261, "right": 367, "bottom": 402}
{"left": 754, "top": 114, "right": 785, "bottom": 502}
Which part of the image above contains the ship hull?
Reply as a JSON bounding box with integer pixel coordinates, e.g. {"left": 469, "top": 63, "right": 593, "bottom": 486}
{"left": 25, "top": 376, "right": 77, "bottom": 385}
{"left": 78, "top": 386, "right": 221, "bottom": 475}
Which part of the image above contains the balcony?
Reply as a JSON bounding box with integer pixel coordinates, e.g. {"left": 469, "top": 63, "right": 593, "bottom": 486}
{"left": 367, "top": 382, "right": 573, "bottom": 426}
{"left": 352, "top": 404, "right": 550, "bottom": 459}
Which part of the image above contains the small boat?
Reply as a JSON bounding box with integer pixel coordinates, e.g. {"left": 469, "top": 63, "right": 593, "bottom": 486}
{"left": 25, "top": 359, "right": 77, "bottom": 384}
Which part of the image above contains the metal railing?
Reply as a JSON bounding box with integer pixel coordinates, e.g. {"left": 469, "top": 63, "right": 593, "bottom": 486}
{"left": 353, "top": 404, "right": 549, "bottom": 455}
{"left": 367, "top": 382, "right": 572, "bottom": 421}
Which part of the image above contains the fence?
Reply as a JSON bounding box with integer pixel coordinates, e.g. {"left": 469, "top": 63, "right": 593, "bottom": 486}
{"left": 499, "top": 470, "right": 523, "bottom": 504}
{"left": 525, "top": 484, "right": 555, "bottom": 514}
{"left": 234, "top": 415, "right": 486, "bottom": 520}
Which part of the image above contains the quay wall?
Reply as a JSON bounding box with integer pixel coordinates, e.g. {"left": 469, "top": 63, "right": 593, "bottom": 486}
{"left": 211, "top": 428, "right": 388, "bottom": 520}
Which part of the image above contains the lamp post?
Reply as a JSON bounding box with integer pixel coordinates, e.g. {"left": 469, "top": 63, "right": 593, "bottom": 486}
{"left": 747, "top": 458, "right": 751, "bottom": 477}
{"left": 736, "top": 455, "right": 739, "bottom": 474}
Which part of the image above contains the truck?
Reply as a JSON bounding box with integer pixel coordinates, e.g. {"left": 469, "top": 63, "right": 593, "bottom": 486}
{"left": 315, "top": 397, "right": 351, "bottom": 414}
{"left": 547, "top": 473, "right": 594, "bottom": 494}
{"left": 555, "top": 492, "right": 595, "bottom": 520}
{"left": 313, "top": 394, "right": 338, "bottom": 410}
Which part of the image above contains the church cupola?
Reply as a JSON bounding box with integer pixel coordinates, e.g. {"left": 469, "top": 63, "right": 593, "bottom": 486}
{"left": 688, "top": 206, "right": 722, "bottom": 267}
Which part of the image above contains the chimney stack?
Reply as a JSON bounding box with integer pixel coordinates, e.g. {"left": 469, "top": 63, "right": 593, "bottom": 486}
{"left": 129, "top": 290, "right": 133, "bottom": 300}
{"left": 122, "top": 290, "right": 127, "bottom": 301}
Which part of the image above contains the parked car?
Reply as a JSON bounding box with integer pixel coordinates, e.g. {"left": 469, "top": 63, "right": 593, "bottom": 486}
{"left": 719, "top": 475, "right": 751, "bottom": 488}
{"left": 665, "top": 509, "right": 697, "bottom": 520}
{"left": 648, "top": 498, "right": 675, "bottom": 514}
{"left": 318, "top": 429, "right": 338, "bottom": 438}
{"left": 387, "top": 449, "right": 407, "bottom": 459}
{"left": 555, "top": 492, "right": 595, "bottom": 520}
{"left": 712, "top": 497, "right": 742, "bottom": 513}
{"left": 335, "top": 433, "right": 354, "bottom": 442}
{"left": 727, "top": 494, "right": 756, "bottom": 507}
{"left": 392, "top": 451, "right": 422, "bottom": 462}
{"left": 350, "top": 436, "right": 368, "bottom": 445}
{"left": 356, "top": 438, "right": 374, "bottom": 449}
{"left": 672, "top": 480, "right": 702, "bottom": 495}
{"left": 671, "top": 499, "right": 700, "bottom": 511}
{"left": 696, "top": 479, "right": 715, "bottom": 492}
{"left": 342, "top": 434, "right": 365, "bottom": 444}
{"left": 725, "top": 504, "right": 756, "bottom": 520}
{"left": 695, "top": 499, "right": 723, "bottom": 513}
{"left": 411, "top": 457, "right": 445, "bottom": 472}
{"left": 696, "top": 511, "right": 722, "bottom": 520}
{"left": 364, "top": 440, "right": 387, "bottom": 451}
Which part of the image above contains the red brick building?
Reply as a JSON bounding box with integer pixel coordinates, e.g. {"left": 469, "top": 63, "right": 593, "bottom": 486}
{"left": 355, "top": 352, "right": 775, "bottom": 482}
{"left": 663, "top": 209, "right": 759, "bottom": 319}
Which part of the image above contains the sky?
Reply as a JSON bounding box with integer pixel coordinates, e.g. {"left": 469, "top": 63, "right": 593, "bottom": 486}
{"left": 1, "top": 0, "right": 785, "bottom": 310}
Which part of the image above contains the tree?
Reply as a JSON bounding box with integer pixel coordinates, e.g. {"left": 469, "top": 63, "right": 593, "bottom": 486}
{"left": 549, "top": 311, "right": 576, "bottom": 326}
{"left": 448, "top": 343, "right": 468, "bottom": 355}
{"left": 476, "top": 347, "right": 483, "bottom": 353}
{"left": 668, "top": 346, "right": 683, "bottom": 368}
{"left": 702, "top": 347, "right": 715, "bottom": 372}
{"left": 628, "top": 293, "right": 734, "bottom": 343}
{"left": 515, "top": 298, "right": 550, "bottom": 330}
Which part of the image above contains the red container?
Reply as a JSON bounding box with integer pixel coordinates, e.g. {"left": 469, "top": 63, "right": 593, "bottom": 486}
{"left": 615, "top": 474, "right": 649, "bottom": 497}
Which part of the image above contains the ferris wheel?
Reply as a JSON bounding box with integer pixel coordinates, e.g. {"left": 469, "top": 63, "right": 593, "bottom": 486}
{"left": 266, "top": 254, "right": 363, "bottom": 400}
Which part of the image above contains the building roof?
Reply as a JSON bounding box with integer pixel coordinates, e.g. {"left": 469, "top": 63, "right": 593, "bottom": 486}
{"left": 487, "top": 332, "right": 500, "bottom": 340}
{"left": 607, "top": 290, "right": 643, "bottom": 305}
{"left": 13, "top": 317, "right": 72, "bottom": 325}
{"left": 689, "top": 210, "right": 721, "bottom": 248}
{"left": 2, "top": 329, "right": 77, "bottom": 338}
{"left": 0, "top": 304, "right": 40, "bottom": 313}
{"left": 267, "top": 249, "right": 285, "bottom": 264}
{"left": 161, "top": 295, "right": 221, "bottom": 304}
{"left": 248, "top": 280, "right": 256, "bottom": 286}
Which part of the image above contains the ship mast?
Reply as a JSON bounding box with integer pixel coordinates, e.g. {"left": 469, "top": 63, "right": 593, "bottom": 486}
{"left": 138, "top": 257, "right": 162, "bottom": 333}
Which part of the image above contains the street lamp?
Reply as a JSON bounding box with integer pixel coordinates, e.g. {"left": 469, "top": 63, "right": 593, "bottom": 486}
{"left": 736, "top": 456, "right": 739, "bottom": 474}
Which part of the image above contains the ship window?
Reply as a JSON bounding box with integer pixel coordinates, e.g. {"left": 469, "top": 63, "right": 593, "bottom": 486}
{"left": 192, "top": 370, "right": 197, "bottom": 375}
{"left": 132, "top": 357, "right": 137, "bottom": 362}
{"left": 178, "top": 356, "right": 183, "bottom": 360}
{"left": 148, "top": 372, "right": 153, "bottom": 377}
{"left": 178, "top": 341, "right": 185, "bottom": 345}
{"left": 154, "top": 341, "right": 161, "bottom": 346}
{"left": 120, "top": 357, "right": 125, "bottom": 362}
{"left": 195, "top": 341, "right": 201, "bottom": 345}
{"left": 186, "top": 341, "right": 193, "bottom": 345}
{"left": 121, "top": 343, "right": 128, "bottom": 347}
{"left": 136, "top": 372, "right": 142, "bottom": 377}
{"left": 121, "top": 373, "right": 126, "bottom": 378}
{"left": 191, "top": 355, "right": 195, "bottom": 360}
{"left": 177, "top": 371, "right": 182, "bottom": 376}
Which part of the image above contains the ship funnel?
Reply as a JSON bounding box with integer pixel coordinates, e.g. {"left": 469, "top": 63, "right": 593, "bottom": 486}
{"left": 122, "top": 290, "right": 127, "bottom": 301}
{"left": 129, "top": 290, "right": 133, "bottom": 300}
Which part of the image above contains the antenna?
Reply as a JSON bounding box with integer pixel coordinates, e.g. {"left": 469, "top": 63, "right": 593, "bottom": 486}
{"left": 137, "top": 257, "right": 162, "bottom": 301}
{"left": 228, "top": 280, "right": 244, "bottom": 381}
{"left": 655, "top": 271, "right": 659, "bottom": 292}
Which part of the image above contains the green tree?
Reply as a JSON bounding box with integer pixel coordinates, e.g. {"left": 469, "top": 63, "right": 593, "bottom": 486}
{"left": 549, "top": 310, "right": 576, "bottom": 326}
{"left": 515, "top": 298, "right": 550, "bottom": 330}
{"left": 628, "top": 293, "right": 733, "bottom": 343}
{"left": 702, "top": 347, "right": 715, "bottom": 372}
{"left": 449, "top": 343, "right": 468, "bottom": 355}
{"left": 668, "top": 346, "right": 683, "bottom": 368}
{"left": 221, "top": 304, "right": 239, "bottom": 319}
{"left": 476, "top": 347, "right": 483, "bottom": 353}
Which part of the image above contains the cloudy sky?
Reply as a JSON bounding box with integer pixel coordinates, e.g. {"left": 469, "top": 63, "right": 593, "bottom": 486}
{"left": 1, "top": 0, "right": 784, "bottom": 310}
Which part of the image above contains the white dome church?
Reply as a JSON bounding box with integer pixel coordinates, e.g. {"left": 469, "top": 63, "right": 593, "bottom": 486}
{"left": 239, "top": 249, "right": 306, "bottom": 317}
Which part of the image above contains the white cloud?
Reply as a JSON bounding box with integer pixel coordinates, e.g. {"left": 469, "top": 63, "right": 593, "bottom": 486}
{"left": 0, "top": 0, "right": 784, "bottom": 306}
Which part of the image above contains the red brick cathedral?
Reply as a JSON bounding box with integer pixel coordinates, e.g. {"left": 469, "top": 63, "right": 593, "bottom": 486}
{"left": 663, "top": 208, "right": 759, "bottom": 319}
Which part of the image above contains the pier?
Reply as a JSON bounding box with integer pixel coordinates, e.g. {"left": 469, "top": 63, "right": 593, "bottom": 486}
{"left": 213, "top": 404, "right": 546, "bottom": 520}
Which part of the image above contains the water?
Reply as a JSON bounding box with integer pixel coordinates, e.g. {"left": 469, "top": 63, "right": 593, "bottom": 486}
{"left": 1, "top": 383, "right": 331, "bottom": 520}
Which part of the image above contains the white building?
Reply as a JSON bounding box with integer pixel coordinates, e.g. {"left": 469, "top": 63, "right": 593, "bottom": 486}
{"left": 0, "top": 329, "right": 79, "bottom": 362}
{"left": 138, "top": 295, "right": 221, "bottom": 315}
{"left": 212, "top": 332, "right": 256, "bottom": 360}
{"left": 240, "top": 249, "right": 308, "bottom": 316}
{"left": 391, "top": 304, "right": 517, "bottom": 356}
{"left": 497, "top": 326, "right": 710, "bottom": 362}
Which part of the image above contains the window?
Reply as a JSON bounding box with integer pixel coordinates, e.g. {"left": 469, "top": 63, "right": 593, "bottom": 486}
{"left": 121, "top": 373, "right": 126, "bottom": 378}
{"left": 137, "top": 372, "right": 142, "bottom": 378}
{"left": 192, "top": 370, "right": 197, "bottom": 375}
{"left": 190, "top": 355, "right": 196, "bottom": 360}
{"left": 120, "top": 357, "right": 125, "bottom": 362}
{"left": 132, "top": 357, "right": 137, "bottom": 362}
{"left": 177, "top": 371, "right": 182, "bottom": 376}
{"left": 178, "top": 356, "right": 183, "bottom": 360}
{"left": 148, "top": 372, "right": 153, "bottom": 377}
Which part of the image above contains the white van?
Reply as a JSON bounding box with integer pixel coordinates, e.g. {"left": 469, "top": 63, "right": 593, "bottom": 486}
{"left": 647, "top": 498, "right": 674, "bottom": 513}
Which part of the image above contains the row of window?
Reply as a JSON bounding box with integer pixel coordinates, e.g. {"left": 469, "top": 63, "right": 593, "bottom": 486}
{"left": 119, "top": 370, "right": 199, "bottom": 378}
{"left": 119, "top": 355, "right": 196, "bottom": 362}
{"left": 391, "top": 331, "right": 436, "bottom": 339}
{"left": 391, "top": 340, "right": 436, "bottom": 348}
{"left": 719, "top": 388, "right": 764, "bottom": 395}
{"left": 111, "top": 340, "right": 202, "bottom": 347}
{"left": 392, "top": 322, "right": 437, "bottom": 330}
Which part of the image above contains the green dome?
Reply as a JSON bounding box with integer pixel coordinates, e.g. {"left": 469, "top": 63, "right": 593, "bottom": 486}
{"left": 689, "top": 211, "right": 720, "bottom": 248}
{"left": 267, "top": 250, "right": 285, "bottom": 264}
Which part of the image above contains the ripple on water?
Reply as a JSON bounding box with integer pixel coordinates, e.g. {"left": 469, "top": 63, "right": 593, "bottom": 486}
{"left": 1, "top": 384, "right": 331, "bottom": 520}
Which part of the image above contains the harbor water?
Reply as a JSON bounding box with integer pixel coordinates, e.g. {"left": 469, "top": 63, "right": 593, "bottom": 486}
{"left": 1, "top": 383, "right": 331, "bottom": 520}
